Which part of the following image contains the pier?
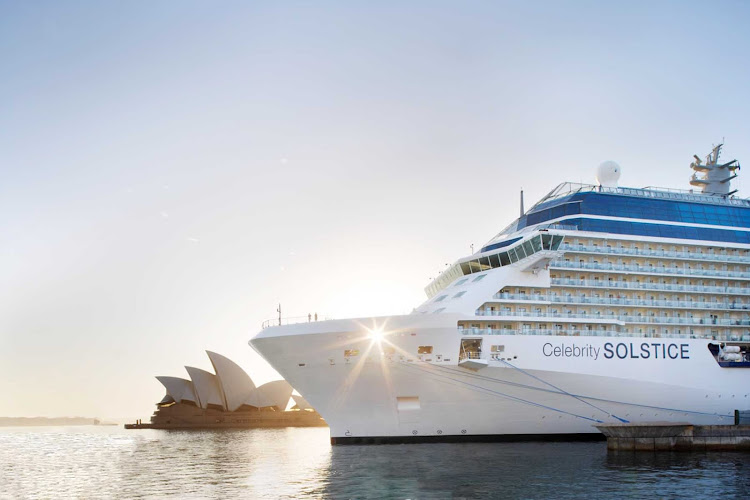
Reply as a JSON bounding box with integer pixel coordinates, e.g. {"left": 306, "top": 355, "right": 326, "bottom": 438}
{"left": 595, "top": 422, "right": 750, "bottom": 451}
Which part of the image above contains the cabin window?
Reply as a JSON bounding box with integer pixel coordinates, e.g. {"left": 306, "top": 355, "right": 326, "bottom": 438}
{"left": 344, "top": 349, "right": 360, "bottom": 357}
{"left": 418, "top": 346, "right": 433, "bottom": 354}
{"left": 491, "top": 345, "right": 505, "bottom": 353}
{"left": 396, "top": 397, "right": 420, "bottom": 411}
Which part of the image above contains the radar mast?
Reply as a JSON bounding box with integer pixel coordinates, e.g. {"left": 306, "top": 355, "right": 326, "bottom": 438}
{"left": 689, "top": 143, "right": 740, "bottom": 196}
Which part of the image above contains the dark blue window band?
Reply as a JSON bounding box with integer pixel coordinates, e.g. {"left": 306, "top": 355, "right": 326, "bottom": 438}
{"left": 562, "top": 218, "right": 750, "bottom": 244}
{"left": 517, "top": 192, "right": 750, "bottom": 231}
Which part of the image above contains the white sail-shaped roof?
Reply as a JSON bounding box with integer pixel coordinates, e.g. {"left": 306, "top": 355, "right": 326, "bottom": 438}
{"left": 246, "top": 380, "right": 293, "bottom": 410}
{"left": 156, "top": 376, "right": 198, "bottom": 405}
{"left": 206, "top": 351, "right": 256, "bottom": 412}
{"left": 291, "top": 394, "right": 313, "bottom": 410}
{"left": 185, "top": 367, "right": 225, "bottom": 410}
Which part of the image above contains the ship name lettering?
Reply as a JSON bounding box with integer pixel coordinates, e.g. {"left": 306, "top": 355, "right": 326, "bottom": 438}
{"left": 542, "top": 343, "right": 600, "bottom": 360}
{"left": 603, "top": 342, "right": 689, "bottom": 360}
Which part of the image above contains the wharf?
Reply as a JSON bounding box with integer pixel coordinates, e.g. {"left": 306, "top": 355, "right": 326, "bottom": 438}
{"left": 595, "top": 422, "right": 750, "bottom": 451}
{"left": 125, "top": 404, "right": 327, "bottom": 430}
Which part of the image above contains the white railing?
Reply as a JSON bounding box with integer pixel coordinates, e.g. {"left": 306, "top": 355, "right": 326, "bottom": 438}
{"left": 551, "top": 278, "right": 750, "bottom": 296}
{"left": 477, "top": 309, "right": 750, "bottom": 326}
{"left": 559, "top": 243, "right": 750, "bottom": 264}
{"left": 261, "top": 315, "right": 330, "bottom": 329}
{"left": 550, "top": 260, "right": 750, "bottom": 279}
{"left": 535, "top": 182, "right": 750, "bottom": 207}
{"left": 490, "top": 293, "right": 750, "bottom": 311}
{"left": 459, "top": 351, "right": 482, "bottom": 361}
{"left": 458, "top": 327, "right": 750, "bottom": 342}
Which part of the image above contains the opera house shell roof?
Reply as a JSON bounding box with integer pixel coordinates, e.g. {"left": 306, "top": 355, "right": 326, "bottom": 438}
{"left": 156, "top": 351, "right": 297, "bottom": 412}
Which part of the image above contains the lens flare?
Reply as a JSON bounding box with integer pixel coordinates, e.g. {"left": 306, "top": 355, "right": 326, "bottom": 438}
{"left": 369, "top": 328, "right": 384, "bottom": 343}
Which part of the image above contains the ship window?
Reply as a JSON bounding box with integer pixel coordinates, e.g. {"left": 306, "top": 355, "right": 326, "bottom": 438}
{"left": 418, "top": 346, "right": 433, "bottom": 354}
{"left": 551, "top": 235, "right": 564, "bottom": 250}
{"left": 454, "top": 278, "right": 468, "bottom": 287}
{"left": 508, "top": 249, "right": 519, "bottom": 263}
{"left": 453, "top": 291, "right": 466, "bottom": 299}
{"left": 542, "top": 234, "right": 552, "bottom": 250}
{"left": 491, "top": 345, "right": 505, "bottom": 353}
{"left": 522, "top": 241, "right": 534, "bottom": 257}
{"left": 434, "top": 295, "right": 448, "bottom": 302}
{"left": 531, "top": 236, "right": 542, "bottom": 253}
{"left": 499, "top": 252, "right": 511, "bottom": 266}
{"left": 344, "top": 349, "right": 360, "bottom": 357}
{"left": 472, "top": 274, "right": 487, "bottom": 283}
{"left": 517, "top": 244, "right": 528, "bottom": 259}
{"left": 396, "top": 396, "right": 420, "bottom": 411}
{"left": 489, "top": 254, "right": 501, "bottom": 268}
{"left": 433, "top": 308, "right": 445, "bottom": 313}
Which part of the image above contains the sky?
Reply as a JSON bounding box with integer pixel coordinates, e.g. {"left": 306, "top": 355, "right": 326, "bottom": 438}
{"left": 1, "top": 0, "right": 749, "bottom": 419}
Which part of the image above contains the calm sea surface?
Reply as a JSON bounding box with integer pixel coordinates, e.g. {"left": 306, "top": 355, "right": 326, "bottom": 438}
{"left": 2, "top": 426, "right": 750, "bottom": 499}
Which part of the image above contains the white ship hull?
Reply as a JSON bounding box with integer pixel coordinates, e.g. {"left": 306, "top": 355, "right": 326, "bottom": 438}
{"left": 250, "top": 315, "right": 746, "bottom": 444}
{"left": 251, "top": 158, "right": 750, "bottom": 443}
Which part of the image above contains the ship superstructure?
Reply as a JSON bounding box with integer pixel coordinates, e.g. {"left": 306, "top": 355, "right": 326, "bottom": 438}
{"left": 251, "top": 145, "right": 750, "bottom": 444}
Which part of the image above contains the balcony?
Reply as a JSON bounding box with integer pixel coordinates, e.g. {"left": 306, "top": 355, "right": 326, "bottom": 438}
{"left": 560, "top": 243, "right": 749, "bottom": 264}
{"left": 457, "top": 326, "right": 750, "bottom": 342}
{"left": 550, "top": 260, "right": 750, "bottom": 279}
{"left": 551, "top": 278, "right": 750, "bottom": 296}
{"left": 490, "top": 292, "right": 750, "bottom": 311}
{"left": 477, "top": 309, "right": 750, "bottom": 327}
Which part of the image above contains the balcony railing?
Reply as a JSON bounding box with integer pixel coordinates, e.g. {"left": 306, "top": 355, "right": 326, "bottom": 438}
{"left": 550, "top": 260, "right": 750, "bottom": 279}
{"left": 458, "top": 351, "right": 482, "bottom": 361}
{"left": 551, "top": 278, "right": 750, "bottom": 296}
{"left": 457, "top": 326, "right": 750, "bottom": 342}
{"left": 559, "top": 243, "right": 750, "bottom": 264}
{"left": 490, "top": 292, "right": 750, "bottom": 311}
{"left": 476, "top": 309, "right": 750, "bottom": 326}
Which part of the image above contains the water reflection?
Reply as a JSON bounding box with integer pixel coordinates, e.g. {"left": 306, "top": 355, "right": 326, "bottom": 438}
{"left": 3, "top": 427, "right": 750, "bottom": 499}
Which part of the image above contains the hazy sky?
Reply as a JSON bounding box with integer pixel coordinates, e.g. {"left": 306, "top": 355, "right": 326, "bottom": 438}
{"left": 2, "top": 1, "right": 749, "bottom": 419}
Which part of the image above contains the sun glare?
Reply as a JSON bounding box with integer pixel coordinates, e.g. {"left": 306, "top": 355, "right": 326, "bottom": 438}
{"left": 368, "top": 328, "right": 384, "bottom": 343}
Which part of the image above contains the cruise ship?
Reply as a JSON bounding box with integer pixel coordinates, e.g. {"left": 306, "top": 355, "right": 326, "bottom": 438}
{"left": 250, "top": 144, "right": 750, "bottom": 444}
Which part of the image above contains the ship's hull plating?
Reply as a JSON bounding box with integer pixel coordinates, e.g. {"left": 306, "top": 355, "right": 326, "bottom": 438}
{"left": 250, "top": 315, "right": 747, "bottom": 444}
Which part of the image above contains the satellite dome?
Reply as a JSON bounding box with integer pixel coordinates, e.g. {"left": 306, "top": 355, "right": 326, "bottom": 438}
{"left": 596, "top": 161, "right": 621, "bottom": 187}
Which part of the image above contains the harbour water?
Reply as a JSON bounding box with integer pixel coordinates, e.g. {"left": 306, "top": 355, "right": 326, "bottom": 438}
{"left": 3, "top": 426, "right": 750, "bottom": 499}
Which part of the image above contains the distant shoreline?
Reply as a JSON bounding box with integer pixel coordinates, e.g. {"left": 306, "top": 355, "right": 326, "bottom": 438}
{"left": 0, "top": 417, "right": 114, "bottom": 427}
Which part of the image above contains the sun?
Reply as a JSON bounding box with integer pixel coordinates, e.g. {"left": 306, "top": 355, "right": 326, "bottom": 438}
{"left": 368, "top": 327, "right": 384, "bottom": 343}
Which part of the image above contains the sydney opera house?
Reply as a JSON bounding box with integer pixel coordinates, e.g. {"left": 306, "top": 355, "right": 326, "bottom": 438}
{"left": 128, "top": 351, "right": 326, "bottom": 429}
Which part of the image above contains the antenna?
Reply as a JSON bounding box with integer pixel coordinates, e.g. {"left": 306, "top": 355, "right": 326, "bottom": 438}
{"left": 277, "top": 303, "right": 282, "bottom": 326}
{"left": 690, "top": 142, "right": 740, "bottom": 195}
{"left": 520, "top": 188, "right": 525, "bottom": 216}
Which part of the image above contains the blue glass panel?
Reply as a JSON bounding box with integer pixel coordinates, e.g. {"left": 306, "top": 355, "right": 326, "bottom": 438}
{"left": 516, "top": 192, "right": 750, "bottom": 232}
{"left": 562, "top": 218, "right": 750, "bottom": 244}
{"left": 481, "top": 236, "right": 523, "bottom": 253}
